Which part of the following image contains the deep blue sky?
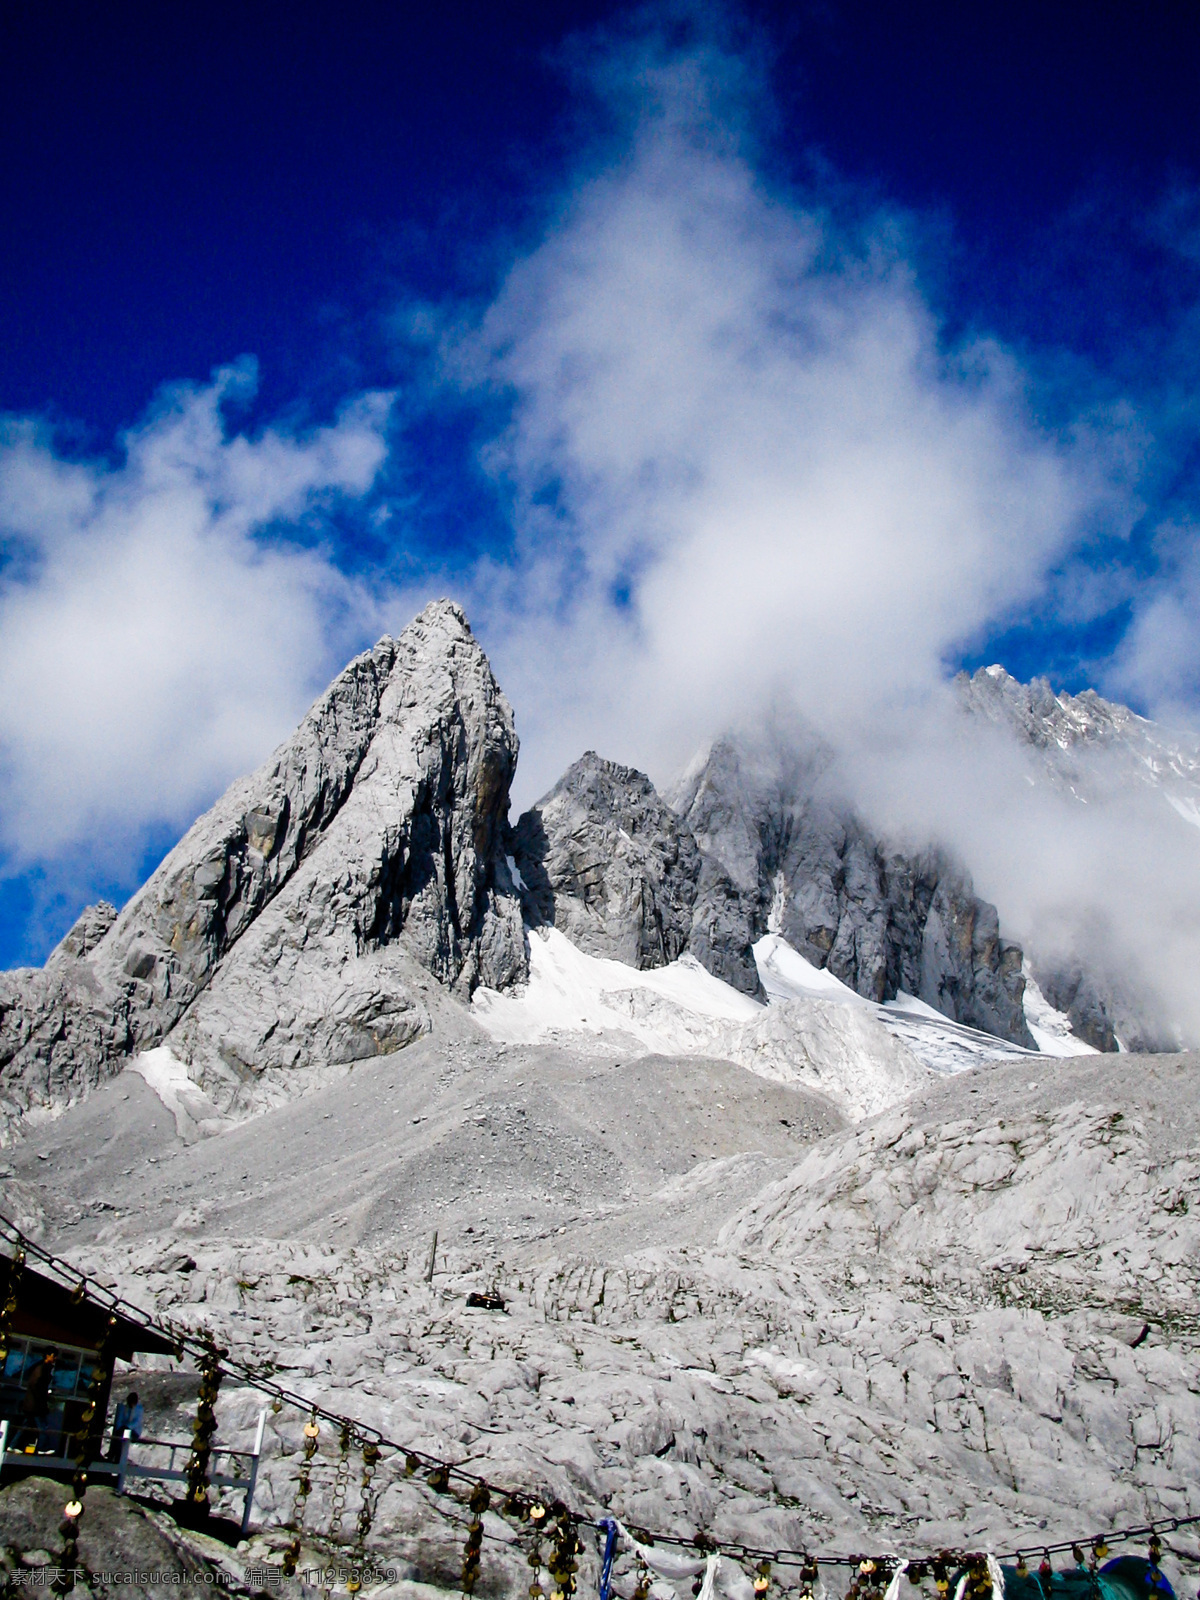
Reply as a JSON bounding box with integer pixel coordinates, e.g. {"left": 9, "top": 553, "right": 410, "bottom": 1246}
{"left": 2, "top": 0, "right": 1200, "bottom": 966}
{"left": 5, "top": 0, "right": 1198, "bottom": 433}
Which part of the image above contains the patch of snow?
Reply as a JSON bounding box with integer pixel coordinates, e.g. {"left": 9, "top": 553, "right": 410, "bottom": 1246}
{"left": 765, "top": 874, "right": 788, "bottom": 938}
{"left": 1165, "top": 790, "right": 1200, "bottom": 829}
{"left": 505, "top": 853, "right": 527, "bottom": 891}
{"left": 473, "top": 928, "right": 928, "bottom": 1119}
{"left": 755, "top": 934, "right": 1035, "bottom": 1075}
{"left": 472, "top": 926, "right": 762, "bottom": 1050}
{"left": 125, "top": 1046, "right": 231, "bottom": 1142}
{"left": 754, "top": 933, "right": 863, "bottom": 1004}
{"left": 1027, "top": 1022, "right": 1097, "bottom": 1057}
{"left": 475, "top": 926, "right": 1045, "bottom": 1118}
{"left": 1022, "top": 961, "right": 1098, "bottom": 1057}
{"left": 876, "top": 1009, "right": 1034, "bottom": 1074}
{"left": 882, "top": 991, "right": 948, "bottom": 1023}
{"left": 476, "top": 928, "right": 940, "bottom": 1113}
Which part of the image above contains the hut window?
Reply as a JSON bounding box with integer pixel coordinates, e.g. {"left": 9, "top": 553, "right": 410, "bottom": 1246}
{"left": 1, "top": 1338, "right": 94, "bottom": 1399}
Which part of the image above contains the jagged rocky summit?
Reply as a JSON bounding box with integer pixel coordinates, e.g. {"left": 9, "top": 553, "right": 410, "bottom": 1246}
{"left": 512, "top": 752, "right": 761, "bottom": 995}
{"left": 670, "top": 736, "right": 1032, "bottom": 1046}
{"left": 0, "top": 602, "right": 527, "bottom": 1128}
{"left": 510, "top": 743, "right": 1031, "bottom": 1043}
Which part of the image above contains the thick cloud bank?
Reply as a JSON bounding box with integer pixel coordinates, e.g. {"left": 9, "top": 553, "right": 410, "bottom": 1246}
{"left": 464, "top": 38, "right": 1107, "bottom": 796}
{"left": 0, "top": 363, "right": 390, "bottom": 869}
{"left": 454, "top": 31, "right": 1200, "bottom": 1039}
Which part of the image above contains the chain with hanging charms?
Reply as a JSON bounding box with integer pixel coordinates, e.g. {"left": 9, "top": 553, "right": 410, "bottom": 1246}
{"left": 846, "top": 1557, "right": 891, "bottom": 1600}
{"left": 630, "top": 1550, "right": 652, "bottom": 1600}
{"left": 460, "top": 1482, "right": 490, "bottom": 1595}
{"left": 282, "top": 1414, "right": 322, "bottom": 1577}
{"left": 931, "top": 1555, "right": 951, "bottom": 1600}
{"left": 547, "top": 1504, "right": 581, "bottom": 1600}
{"left": 962, "top": 1556, "right": 994, "bottom": 1600}
{"left": 183, "top": 1341, "right": 226, "bottom": 1512}
{"left": 525, "top": 1502, "right": 549, "bottom": 1600}
{"left": 344, "top": 1437, "right": 381, "bottom": 1594}
{"left": 1148, "top": 1535, "right": 1162, "bottom": 1581}
{"left": 326, "top": 1423, "right": 353, "bottom": 1543}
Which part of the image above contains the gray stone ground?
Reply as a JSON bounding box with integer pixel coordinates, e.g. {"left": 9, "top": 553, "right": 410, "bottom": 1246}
{"left": 0, "top": 1475, "right": 246, "bottom": 1596}
{"left": 3, "top": 1041, "right": 1198, "bottom": 1598}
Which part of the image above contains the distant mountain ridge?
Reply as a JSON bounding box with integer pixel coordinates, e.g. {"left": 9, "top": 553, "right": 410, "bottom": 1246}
{"left": 956, "top": 665, "right": 1199, "bottom": 1051}
{"left": 0, "top": 606, "right": 1192, "bottom": 1140}
{"left": 957, "top": 665, "right": 1200, "bottom": 811}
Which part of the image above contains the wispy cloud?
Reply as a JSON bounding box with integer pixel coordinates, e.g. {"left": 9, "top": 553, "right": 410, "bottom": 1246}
{"left": 0, "top": 361, "right": 391, "bottom": 869}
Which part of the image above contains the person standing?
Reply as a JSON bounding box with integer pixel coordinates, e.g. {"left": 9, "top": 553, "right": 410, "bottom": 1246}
{"left": 18, "top": 1350, "right": 57, "bottom": 1452}
{"left": 107, "top": 1391, "right": 144, "bottom": 1460}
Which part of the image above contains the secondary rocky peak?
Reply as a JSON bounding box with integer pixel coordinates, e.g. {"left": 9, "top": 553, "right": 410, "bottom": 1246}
{"left": 513, "top": 752, "right": 761, "bottom": 993}
{"left": 957, "top": 664, "right": 1198, "bottom": 1052}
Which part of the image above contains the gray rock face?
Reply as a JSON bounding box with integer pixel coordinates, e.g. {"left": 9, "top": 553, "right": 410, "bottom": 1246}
{"left": 1034, "top": 964, "right": 1118, "bottom": 1054}
{"left": 0, "top": 963, "right": 136, "bottom": 1133}
{"left": 0, "top": 601, "right": 527, "bottom": 1126}
{"left": 957, "top": 664, "right": 1200, "bottom": 798}
{"left": 671, "top": 736, "right": 1033, "bottom": 1045}
{"left": 49, "top": 901, "right": 118, "bottom": 963}
{"left": 513, "top": 753, "right": 760, "bottom": 994}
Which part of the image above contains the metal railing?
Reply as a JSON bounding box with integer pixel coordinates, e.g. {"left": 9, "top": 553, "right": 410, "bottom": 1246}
{"left": 0, "top": 1410, "right": 267, "bottom": 1536}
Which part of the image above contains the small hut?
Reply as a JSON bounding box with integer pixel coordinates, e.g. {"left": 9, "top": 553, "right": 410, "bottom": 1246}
{"left": 0, "top": 1254, "right": 175, "bottom": 1466}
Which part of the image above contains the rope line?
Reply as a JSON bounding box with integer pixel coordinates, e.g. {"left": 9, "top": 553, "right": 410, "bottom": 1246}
{"left": 0, "top": 1212, "right": 1196, "bottom": 1575}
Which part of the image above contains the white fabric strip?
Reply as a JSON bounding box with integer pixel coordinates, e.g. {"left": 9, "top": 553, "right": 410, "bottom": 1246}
{"left": 987, "top": 1555, "right": 1006, "bottom": 1600}
{"left": 883, "top": 1560, "right": 911, "bottom": 1600}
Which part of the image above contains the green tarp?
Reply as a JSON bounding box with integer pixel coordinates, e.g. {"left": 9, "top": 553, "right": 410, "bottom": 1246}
{"left": 998, "top": 1558, "right": 1175, "bottom": 1600}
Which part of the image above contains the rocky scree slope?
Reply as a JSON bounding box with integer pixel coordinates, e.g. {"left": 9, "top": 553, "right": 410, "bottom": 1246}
{"left": 41, "top": 1052, "right": 1200, "bottom": 1596}
{"left": 0, "top": 601, "right": 526, "bottom": 1130}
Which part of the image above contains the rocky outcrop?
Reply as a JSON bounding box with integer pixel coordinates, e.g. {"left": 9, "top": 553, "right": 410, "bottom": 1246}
{"left": 670, "top": 736, "right": 1033, "bottom": 1045}
{"left": 0, "top": 601, "right": 527, "bottom": 1126}
{"left": 513, "top": 753, "right": 760, "bottom": 994}
{"left": 48, "top": 901, "right": 118, "bottom": 963}
{"left": 0, "top": 964, "right": 136, "bottom": 1133}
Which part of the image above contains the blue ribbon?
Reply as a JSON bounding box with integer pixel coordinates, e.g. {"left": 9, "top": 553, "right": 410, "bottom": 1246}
{"left": 598, "top": 1519, "right": 619, "bottom": 1600}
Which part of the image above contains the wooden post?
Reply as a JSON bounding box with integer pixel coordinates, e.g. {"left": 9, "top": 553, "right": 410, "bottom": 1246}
{"left": 425, "top": 1230, "right": 438, "bottom": 1283}
{"left": 240, "top": 1409, "right": 267, "bottom": 1536}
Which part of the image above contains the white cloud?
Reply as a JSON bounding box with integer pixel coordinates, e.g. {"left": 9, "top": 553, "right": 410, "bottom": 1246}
{"left": 443, "top": 25, "right": 1200, "bottom": 1041}
{"left": 1106, "top": 521, "right": 1200, "bottom": 726}
{"left": 0, "top": 363, "right": 392, "bottom": 867}
{"left": 457, "top": 39, "right": 1106, "bottom": 803}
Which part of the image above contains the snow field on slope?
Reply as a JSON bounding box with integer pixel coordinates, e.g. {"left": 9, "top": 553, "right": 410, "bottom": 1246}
{"left": 1021, "top": 963, "right": 1100, "bottom": 1058}
{"left": 472, "top": 924, "right": 1107, "bottom": 1118}
{"left": 471, "top": 926, "right": 762, "bottom": 1048}
{"left": 473, "top": 928, "right": 1014, "bottom": 1118}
